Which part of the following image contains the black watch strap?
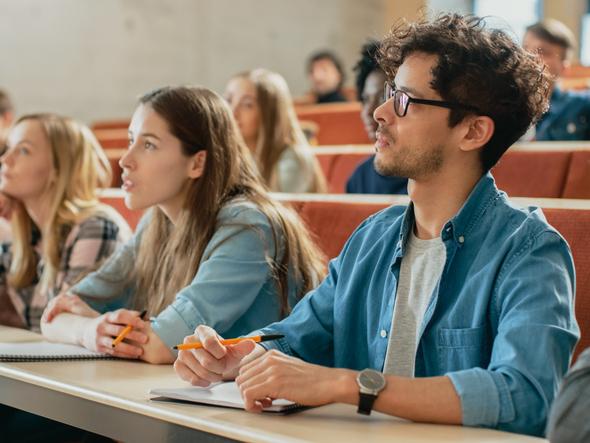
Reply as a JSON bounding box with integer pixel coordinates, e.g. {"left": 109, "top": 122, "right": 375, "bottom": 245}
{"left": 357, "top": 392, "right": 377, "bottom": 415}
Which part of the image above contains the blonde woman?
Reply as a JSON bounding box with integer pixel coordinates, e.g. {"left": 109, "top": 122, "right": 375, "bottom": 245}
{"left": 225, "top": 69, "right": 327, "bottom": 193}
{"left": 0, "top": 114, "right": 131, "bottom": 331}
{"left": 41, "top": 86, "right": 325, "bottom": 364}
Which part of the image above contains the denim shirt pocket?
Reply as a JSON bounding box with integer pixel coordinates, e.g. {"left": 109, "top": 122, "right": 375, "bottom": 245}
{"left": 438, "top": 326, "right": 489, "bottom": 372}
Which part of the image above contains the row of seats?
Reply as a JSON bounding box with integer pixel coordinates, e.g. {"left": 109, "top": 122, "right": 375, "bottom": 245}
{"left": 105, "top": 142, "right": 590, "bottom": 199}
{"left": 92, "top": 102, "right": 371, "bottom": 147}
{"left": 315, "top": 144, "right": 590, "bottom": 198}
{"left": 99, "top": 189, "right": 590, "bottom": 362}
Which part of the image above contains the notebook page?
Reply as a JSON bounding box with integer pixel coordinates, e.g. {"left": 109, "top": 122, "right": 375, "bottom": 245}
{"left": 150, "top": 381, "right": 296, "bottom": 412}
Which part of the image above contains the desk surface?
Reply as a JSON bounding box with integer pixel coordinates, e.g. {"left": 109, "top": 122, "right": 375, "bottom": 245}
{"left": 0, "top": 326, "right": 546, "bottom": 443}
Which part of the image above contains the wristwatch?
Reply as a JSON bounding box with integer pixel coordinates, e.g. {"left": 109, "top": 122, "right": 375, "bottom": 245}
{"left": 356, "top": 368, "right": 387, "bottom": 415}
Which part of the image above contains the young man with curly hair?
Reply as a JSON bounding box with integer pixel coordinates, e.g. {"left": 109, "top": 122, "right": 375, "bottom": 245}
{"left": 174, "top": 14, "right": 579, "bottom": 437}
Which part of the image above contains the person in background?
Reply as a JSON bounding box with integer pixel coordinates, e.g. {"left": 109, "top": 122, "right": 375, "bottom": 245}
{"left": 346, "top": 40, "right": 408, "bottom": 194}
{"left": 0, "top": 114, "right": 130, "bottom": 331}
{"left": 523, "top": 19, "right": 590, "bottom": 140}
{"left": 225, "top": 69, "right": 326, "bottom": 193}
{"left": 0, "top": 89, "right": 15, "bottom": 154}
{"left": 174, "top": 14, "right": 578, "bottom": 437}
{"left": 307, "top": 50, "right": 348, "bottom": 104}
{"left": 41, "top": 86, "right": 326, "bottom": 364}
{"left": 546, "top": 347, "right": 590, "bottom": 443}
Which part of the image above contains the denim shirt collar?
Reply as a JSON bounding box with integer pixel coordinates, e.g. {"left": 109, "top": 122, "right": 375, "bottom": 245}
{"left": 396, "top": 172, "right": 501, "bottom": 256}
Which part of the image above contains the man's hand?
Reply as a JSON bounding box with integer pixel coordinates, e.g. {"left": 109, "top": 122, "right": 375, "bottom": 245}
{"left": 235, "top": 349, "right": 357, "bottom": 412}
{"left": 174, "top": 325, "right": 261, "bottom": 387}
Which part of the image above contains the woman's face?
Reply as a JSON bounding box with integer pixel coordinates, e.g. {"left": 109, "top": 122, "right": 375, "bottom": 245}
{"left": 0, "top": 119, "right": 55, "bottom": 202}
{"left": 224, "top": 77, "right": 261, "bottom": 148}
{"left": 120, "top": 104, "right": 205, "bottom": 221}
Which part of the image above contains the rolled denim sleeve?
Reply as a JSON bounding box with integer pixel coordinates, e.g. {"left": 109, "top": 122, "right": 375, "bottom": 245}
{"left": 449, "top": 230, "right": 579, "bottom": 436}
{"left": 151, "top": 205, "right": 279, "bottom": 349}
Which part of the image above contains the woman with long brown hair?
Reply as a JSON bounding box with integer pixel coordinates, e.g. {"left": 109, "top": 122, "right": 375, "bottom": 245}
{"left": 225, "top": 69, "right": 327, "bottom": 193}
{"left": 0, "top": 114, "right": 130, "bottom": 331}
{"left": 41, "top": 86, "right": 325, "bottom": 364}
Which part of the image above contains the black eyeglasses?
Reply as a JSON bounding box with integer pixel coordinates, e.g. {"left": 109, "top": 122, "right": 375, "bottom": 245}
{"left": 384, "top": 82, "right": 479, "bottom": 117}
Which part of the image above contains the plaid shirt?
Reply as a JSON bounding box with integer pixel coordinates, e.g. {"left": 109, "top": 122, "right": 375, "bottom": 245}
{"left": 0, "top": 215, "right": 130, "bottom": 332}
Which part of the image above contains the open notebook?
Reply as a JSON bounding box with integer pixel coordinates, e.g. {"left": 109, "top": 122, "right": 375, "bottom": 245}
{"left": 150, "top": 381, "right": 300, "bottom": 413}
{"left": 0, "top": 341, "right": 114, "bottom": 362}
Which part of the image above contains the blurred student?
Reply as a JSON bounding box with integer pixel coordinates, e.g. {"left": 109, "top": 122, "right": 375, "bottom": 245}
{"left": 225, "top": 69, "right": 326, "bottom": 193}
{"left": 41, "top": 86, "right": 325, "bottom": 364}
{"left": 0, "top": 114, "right": 130, "bottom": 331}
{"left": 346, "top": 40, "right": 408, "bottom": 194}
{"left": 306, "top": 50, "right": 348, "bottom": 104}
{"left": 523, "top": 19, "right": 590, "bottom": 140}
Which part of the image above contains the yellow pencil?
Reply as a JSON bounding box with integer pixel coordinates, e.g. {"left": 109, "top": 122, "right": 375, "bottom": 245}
{"left": 112, "top": 310, "right": 147, "bottom": 348}
{"left": 173, "top": 334, "right": 284, "bottom": 350}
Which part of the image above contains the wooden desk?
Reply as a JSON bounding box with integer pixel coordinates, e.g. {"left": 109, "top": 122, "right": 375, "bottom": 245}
{"left": 0, "top": 326, "right": 546, "bottom": 442}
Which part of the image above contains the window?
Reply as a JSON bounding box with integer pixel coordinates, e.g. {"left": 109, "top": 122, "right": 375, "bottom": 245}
{"left": 473, "top": 0, "right": 542, "bottom": 42}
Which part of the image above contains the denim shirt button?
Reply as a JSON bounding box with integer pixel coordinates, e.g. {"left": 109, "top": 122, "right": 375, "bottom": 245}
{"left": 458, "top": 235, "right": 465, "bottom": 244}
{"left": 380, "top": 329, "right": 387, "bottom": 338}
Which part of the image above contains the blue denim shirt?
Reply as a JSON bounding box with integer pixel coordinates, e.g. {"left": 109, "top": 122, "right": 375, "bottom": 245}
{"left": 257, "top": 173, "right": 579, "bottom": 436}
{"left": 536, "top": 88, "right": 590, "bottom": 140}
{"left": 71, "top": 199, "right": 298, "bottom": 351}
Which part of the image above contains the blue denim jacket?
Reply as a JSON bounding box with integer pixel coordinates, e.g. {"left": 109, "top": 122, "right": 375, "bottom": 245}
{"left": 257, "top": 173, "right": 579, "bottom": 436}
{"left": 72, "top": 199, "right": 298, "bottom": 351}
{"left": 536, "top": 88, "right": 590, "bottom": 140}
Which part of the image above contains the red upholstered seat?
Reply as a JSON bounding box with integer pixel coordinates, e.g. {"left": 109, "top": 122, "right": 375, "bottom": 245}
{"left": 298, "top": 200, "right": 388, "bottom": 259}
{"left": 295, "top": 103, "right": 370, "bottom": 145}
{"left": 562, "top": 151, "right": 590, "bottom": 199}
{"left": 492, "top": 151, "right": 572, "bottom": 198}
{"left": 327, "top": 153, "right": 371, "bottom": 193}
{"left": 545, "top": 208, "right": 590, "bottom": 361}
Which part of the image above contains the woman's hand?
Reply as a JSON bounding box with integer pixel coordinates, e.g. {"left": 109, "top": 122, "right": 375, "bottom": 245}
{"left": 80, "top": 309, "right": 148, "bottom": 359}
{"left": 41, "top": 292, "right": 100, "bottom": 324}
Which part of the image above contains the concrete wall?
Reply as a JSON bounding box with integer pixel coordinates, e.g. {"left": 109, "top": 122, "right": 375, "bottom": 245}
{"left": 1, "top": 0, "right": 587, "bottom": 124}
{"left": 0, "top": 0, "right": 388, "bottom": 123}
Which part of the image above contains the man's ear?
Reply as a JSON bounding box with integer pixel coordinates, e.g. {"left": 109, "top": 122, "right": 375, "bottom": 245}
{"left": 459, "top": 115, "right": 495, "bottom": 153}
{"left": 187, "top": 150, "right": 207, "bottom": 179}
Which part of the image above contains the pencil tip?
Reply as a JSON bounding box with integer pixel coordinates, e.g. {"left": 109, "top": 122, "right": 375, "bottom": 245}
{"left": 173, "top": 346, "right": 178, "bottom": 350}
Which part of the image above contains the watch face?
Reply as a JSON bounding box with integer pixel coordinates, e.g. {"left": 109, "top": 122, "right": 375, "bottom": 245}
{"left": 358, "top": 369, "right": 386, "bottom": 391}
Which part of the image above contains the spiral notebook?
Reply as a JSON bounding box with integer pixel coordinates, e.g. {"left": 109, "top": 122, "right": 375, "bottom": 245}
{"left": 150, "top": 381, "right": 301, "bottom": 413}
{"left": 0, "top": 341, "right": 114, "bottom": 362}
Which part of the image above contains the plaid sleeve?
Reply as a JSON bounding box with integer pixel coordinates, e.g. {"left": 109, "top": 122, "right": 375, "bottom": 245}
{"left": 54, "top": 216, "right": 128, "bottom": 294}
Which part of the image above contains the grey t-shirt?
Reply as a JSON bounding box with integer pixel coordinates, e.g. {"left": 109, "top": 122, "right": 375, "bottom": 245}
{"left": 383, "top": 229, "right": 446, "bottom": 376}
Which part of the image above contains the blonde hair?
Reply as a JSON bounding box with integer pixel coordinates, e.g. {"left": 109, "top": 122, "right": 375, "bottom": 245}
{"left": 133, "top": 86, "right": 326, "bottom": 317}
{"left": 9, "top": 114, "right": 119, "bottom": 292}
{"left": 233, "top": 69, "right": 327, "bottom": 192}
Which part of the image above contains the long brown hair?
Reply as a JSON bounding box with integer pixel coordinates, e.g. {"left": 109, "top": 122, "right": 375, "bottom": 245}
{"left": 134, "top": 86, "right": 325, "bottom": 317}
{"left": 8, "top": 114, "right": 123, "bottom": 292}
{"left": 233, "top": 69, "right": 326, "bottom": 192}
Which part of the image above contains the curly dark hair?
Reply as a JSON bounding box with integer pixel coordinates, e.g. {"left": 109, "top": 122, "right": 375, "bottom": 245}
{"left": 353, "top": 39, "right": 382, "bottom": 101}
{"left": 378, "top": 14, "right": 551, "bottom": 172}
